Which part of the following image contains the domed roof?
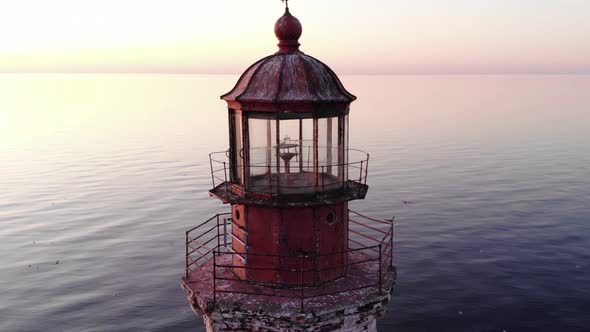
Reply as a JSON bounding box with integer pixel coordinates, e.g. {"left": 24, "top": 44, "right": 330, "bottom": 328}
{"left": 221, "top": 8, "right": 356, "bottom": 112}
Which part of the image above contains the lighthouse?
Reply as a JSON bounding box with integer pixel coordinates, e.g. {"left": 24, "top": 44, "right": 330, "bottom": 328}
{"left": 181, "top": 5, "right": 396, "bottom": 332}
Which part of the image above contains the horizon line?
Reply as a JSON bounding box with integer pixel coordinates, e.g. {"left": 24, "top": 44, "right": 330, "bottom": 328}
{"left": 1, "top": 70, "right": 590, "bottom": 76}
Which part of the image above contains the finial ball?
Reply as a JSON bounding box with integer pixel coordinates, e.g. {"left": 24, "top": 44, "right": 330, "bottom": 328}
{"left": 274, "top": 8, "right": 302, "bottom": 52}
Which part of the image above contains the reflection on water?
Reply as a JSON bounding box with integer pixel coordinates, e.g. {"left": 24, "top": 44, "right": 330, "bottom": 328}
{"left": 1, "top": 74, "right": 589, "bottom": 331}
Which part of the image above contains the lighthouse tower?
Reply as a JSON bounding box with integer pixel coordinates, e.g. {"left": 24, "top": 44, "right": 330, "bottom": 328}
{"left": 181, "top": 5, "right": 396, "bottom": 332}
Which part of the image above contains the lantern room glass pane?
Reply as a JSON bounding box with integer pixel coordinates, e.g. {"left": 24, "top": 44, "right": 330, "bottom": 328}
{"left": 247, "top": 118, "right": 276, "bottom": 192}
{"left": 328, "top": 116, "right": 339, "bottom": 178}
{"left": 243, "top": 114, "right": 348, "bottom": 195}
{"left": 316, "top": 116, "right": 342, "bottom": 190}
{"left": 232, "top": 111, "right": 244, "bottom": 185}
{"left": 276, "top": 119, "right": 312, "bottom": 194}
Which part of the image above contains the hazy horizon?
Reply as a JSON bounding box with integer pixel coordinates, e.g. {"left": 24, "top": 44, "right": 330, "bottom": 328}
{"left": 1, "top": 0, "right": 589, "bottom": 75}
{"left": 2, "top": 71, "right": 589, "bottom": 76}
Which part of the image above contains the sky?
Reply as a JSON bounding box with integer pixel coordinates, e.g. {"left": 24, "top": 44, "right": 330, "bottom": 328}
{"left": 0, "top": 0, "right": 589, "bottom": 74}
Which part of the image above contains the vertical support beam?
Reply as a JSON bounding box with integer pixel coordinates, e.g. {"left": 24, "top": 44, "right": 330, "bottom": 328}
{"left": 321, "top": 166, "right": 325, "bottom": 191}
{"left": 378, "top": 244, "right": 383, "bottom": 295}
{"left": 275, "top": 117, "right": 281, "bottom": 194}
{"left": 244, "top": 213, "right": 249, "bottom": 265}
{"left": 298, "top": 119, "right": 303, "bottom": 173}
{"left": 243, "top": 114, "right": 250, "bottom": 189}
{"left": 342, "top": 204, "right": 349, "bottom": 269}
{"left": 267, "top": 165, "right": 273, "bottom": 194}
{"left": 243, "top": 206, "right": 249, "bottom": 265}
{"left": 213, "top": 251, "right": 217, "bottom": 304}
{"left": 185, "top": 231, "right": 189, "bottom": 279}
{"left": 359, "top": 161, "right": 364, "bottom": 183}
{"left": 266, "top": 119, "right": 272, "bottom": 169}
{"left": 216, "top": 215, "right": 220, "bottom": 253}
{"left": 224, "top": 216, "right": 228, "bottom": 249}
{"left": 364, "top": 158, "right": 369, "bottom": 185}
{"left": 338, "top": 116, "right": 345, "bottom": 184}
{"left": 391, "top": 219, "right": 394, "bottom": 267}
{"left": 345, "top": 114, "right": 350, "bottom": 183}
{"left": 313, "top": 118, "right": 319, "bottom": 191}
{"left": 209, "top": 153, "right": 215, "bottom": 189}
{"left": 326, "top": 117, "right": 333, "bottom": 175}
{"left": 358, "top": 161, "right": 364, "bottom": 196}
{"left": 223, "top": 162, "right": 229, "bottom": 201}
{"left": 236, "top": 111, "right": 242, "bottom": 186}
{"left": 228, "top": 109, "right": 237, "bottom": 183}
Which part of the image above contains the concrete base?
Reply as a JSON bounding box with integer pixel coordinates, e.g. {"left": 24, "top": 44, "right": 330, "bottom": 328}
{"left": 181, "top": 253, "right": 396, "bottom": 332}
{"left": 198, "top": 293, "right": 387, "bottom": 332}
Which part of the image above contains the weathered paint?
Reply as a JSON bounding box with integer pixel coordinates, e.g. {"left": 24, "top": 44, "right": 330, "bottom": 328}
{"left": 230, "top": 203, "right": 348, "bottom": 285}
{"left": 222, "top": 53, "right": 355, "bottom": 110}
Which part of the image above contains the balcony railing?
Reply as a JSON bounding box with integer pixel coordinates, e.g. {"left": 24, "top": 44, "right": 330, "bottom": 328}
{"left": 208, "top": 146, "right": 369, "bottom": 204}
{"left": 184, "top": 210, "right": 394, "bottom": 312}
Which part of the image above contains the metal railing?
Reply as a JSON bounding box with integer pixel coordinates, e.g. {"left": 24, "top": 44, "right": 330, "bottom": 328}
{"left": 185, "top": 213, "right": 232, "bottom": 279}
{"left": 208, "top": 146, "right": 369, "bottom": 199}
{"left": 185, "top": 210, "right": 394, "bottom": 312}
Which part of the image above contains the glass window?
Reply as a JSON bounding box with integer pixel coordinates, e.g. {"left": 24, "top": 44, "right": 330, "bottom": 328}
{"left": 242, "top": 113, "right": 348, "bottom": 195}
{"left": 234, "top": 112, "right": 244, "bottom": 185}
{"left": 247, "top": 118, "right": 275, "bottom": 192}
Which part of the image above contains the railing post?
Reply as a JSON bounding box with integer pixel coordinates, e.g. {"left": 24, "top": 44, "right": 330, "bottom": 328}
{"left": 213, "top": 250, "right": 217, "bottom": 305}
{"left": 391, "top": 220, "right": 394, "bottom": 268}
{"left": 300, "top": 255, "right": 305, "bottom": 313}
{"left": 364, "top": 158, "right": 369, "bottom": 185}
{"left": 185, "top": 231, "right": 189, "bottom": 280}
{"left": 224, "top": 217, "right": 228, "bottom": 249}
{"left": 321, "top": 165, "right": 325, "bottom": 191}
{"left": 209, "top": 154, "right": 215, "bottom": 189}
{"left": 223, "top": 162, "right": 229, "bottom": 201}
{"left": 378, "top": 244, "right": 383, "bottom": 295}
{"left": 267, "top": 165, "right": 272, "bottom": 195}
{"left": 358, "top": 161, "right": 364, "bottom": 196}
{"left": 359, "top": 161, "right": 364, "bottom": 183}
{"left": 216, "top": 215, "right": 220, "bottom": 255}
{"left": 276, "top": 166, "right": 281, "bottom": 198}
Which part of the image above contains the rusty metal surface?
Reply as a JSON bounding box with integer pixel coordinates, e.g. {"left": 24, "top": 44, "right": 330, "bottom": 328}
{"left": 229, "top": 203, "right": 349, "bottom": 285}
{"left": 209, "top": 180, "right": 368, "bottom": 207}
{"left": 222, "top": 52, "right": 356, "bottom": 108}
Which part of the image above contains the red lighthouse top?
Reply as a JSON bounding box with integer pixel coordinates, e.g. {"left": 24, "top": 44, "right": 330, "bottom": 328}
{"left": 221, "top": 7, "right": 356, "bottom": 112}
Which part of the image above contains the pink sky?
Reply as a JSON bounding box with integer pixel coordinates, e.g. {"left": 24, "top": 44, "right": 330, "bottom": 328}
{"left": 1, "top": 0, "right": 589, "bottom": 74}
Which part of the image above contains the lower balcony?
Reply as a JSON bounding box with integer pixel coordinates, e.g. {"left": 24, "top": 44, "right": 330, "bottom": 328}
{"left": 180, "top": 211, "right": 396, "bottom": 315}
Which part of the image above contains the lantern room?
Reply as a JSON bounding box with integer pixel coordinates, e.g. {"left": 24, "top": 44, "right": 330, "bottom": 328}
{"left": 225, "top": 108, "right": 351, "bottom": 197}
{"left": 210, "top": 8, "right": 368, "bottom": 205}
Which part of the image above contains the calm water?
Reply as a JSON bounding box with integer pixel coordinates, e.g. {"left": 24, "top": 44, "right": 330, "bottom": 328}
{"left": 1, "top": 74, "right": 589, "bottom": 332}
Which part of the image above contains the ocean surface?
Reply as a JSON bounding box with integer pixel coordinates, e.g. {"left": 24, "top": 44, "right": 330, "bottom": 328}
{"left": 1, "top": 74, "right": 589, "bottom": 332}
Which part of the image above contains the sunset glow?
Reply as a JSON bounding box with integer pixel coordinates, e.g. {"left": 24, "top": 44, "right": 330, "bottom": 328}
{"left": 1, "top": 0, "right": 589, "bottom": 74}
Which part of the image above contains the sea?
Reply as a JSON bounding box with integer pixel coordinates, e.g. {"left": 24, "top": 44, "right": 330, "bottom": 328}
{"left": 1, "top": 74, "right": 589, "bottom": 332}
